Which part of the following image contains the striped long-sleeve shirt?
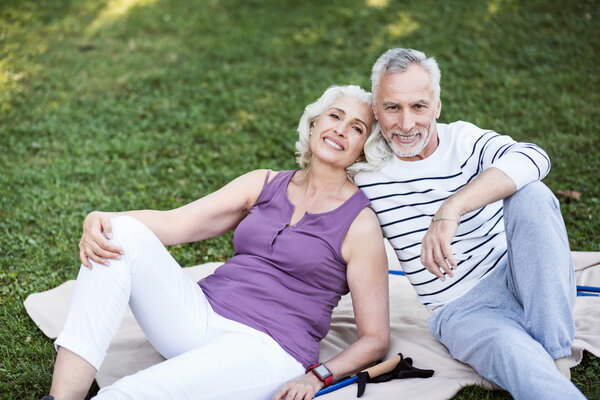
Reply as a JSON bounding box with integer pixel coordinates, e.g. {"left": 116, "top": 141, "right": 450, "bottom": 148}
{"left": 355, "top": 121, "right": 551, "bottom": 311}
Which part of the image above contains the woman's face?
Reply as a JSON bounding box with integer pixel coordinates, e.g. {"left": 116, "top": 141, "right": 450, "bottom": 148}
{"left": 309, "top": 95, "right": 374, "bottom": 169}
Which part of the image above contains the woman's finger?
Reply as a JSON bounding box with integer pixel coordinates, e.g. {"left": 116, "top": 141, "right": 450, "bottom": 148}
{"left": 84, "top": 244, "right": 110, "bottom": 266}
{"left": 90, "top": 226, "right": 123, "bottom": 254}
{"left": 272, "top": 383, "right": 290, "bottom": 400}
{"left": 100, "top": 215, "right": 114, "bottom": 240}
{"left": 79, "top": 247, "right": 92, "bottom": 269}
{"left": 90, "top": 240, "right": 121, "bottom": 261}
{"left": 88, "top": 234, "right": 122, "bottom": 258}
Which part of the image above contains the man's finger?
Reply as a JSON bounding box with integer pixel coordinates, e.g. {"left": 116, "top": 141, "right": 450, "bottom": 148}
{"left": 433, "top": 244, "right": 453, "bottom": 278}
{"left": 442, "top": 242, "right": 457, "bottom": 270}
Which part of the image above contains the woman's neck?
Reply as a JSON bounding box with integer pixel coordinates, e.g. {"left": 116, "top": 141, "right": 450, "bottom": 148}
{"left": 301, "top": 161, "right": 351, "bottom": 196}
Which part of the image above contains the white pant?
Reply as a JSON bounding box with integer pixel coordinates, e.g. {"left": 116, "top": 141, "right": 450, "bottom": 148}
{"left": 55, "top": 216, "right": 304, "bottom": 400}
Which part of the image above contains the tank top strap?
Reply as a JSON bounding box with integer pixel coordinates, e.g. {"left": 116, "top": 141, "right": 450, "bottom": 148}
{"left": 256, "top": 170, "right": 297, "bottom": 204}
{"left": 327, "top": 189, "right": 371, "bottom": 262}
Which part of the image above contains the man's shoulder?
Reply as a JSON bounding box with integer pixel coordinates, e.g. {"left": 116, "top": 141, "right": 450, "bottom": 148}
{"left": 354, "top": 160, "right": 393, "bottom": 186}
{"left": 440, "top": 120, "right": 496, "bottom": 146}
{"left": 441, "top": 120, "right": 487, "bottom": 135}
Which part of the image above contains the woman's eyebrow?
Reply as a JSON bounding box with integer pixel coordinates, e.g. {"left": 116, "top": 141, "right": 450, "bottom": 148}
{"left": 329, "top": 107, "right": 368, "bottom": 128}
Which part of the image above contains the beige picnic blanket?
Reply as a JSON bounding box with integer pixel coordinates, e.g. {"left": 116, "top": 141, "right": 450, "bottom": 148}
{"left": 24, "top": 246, "right": 600, "bottom": 399}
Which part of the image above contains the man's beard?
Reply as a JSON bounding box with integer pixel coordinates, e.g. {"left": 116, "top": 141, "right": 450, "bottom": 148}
{"left": 384, "top": 126, "right": 432, "bottom": 158}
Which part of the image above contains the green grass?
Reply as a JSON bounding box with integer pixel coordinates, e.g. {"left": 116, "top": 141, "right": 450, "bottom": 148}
{"left": 1, "top": 0, "right": 598, "bottom": 398}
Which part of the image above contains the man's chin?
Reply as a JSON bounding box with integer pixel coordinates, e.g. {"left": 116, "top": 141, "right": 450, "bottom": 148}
{"left": 390, "top": 143, "right": 422, "bottom": 158}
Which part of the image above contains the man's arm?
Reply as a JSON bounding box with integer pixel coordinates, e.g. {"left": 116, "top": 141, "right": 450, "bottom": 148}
{"left": 420, "top": 167, "right": 516, "bottom": 280}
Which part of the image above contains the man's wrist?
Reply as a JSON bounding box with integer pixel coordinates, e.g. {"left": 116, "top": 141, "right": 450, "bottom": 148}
{"left": 439, "top": 197, "right": 464, "bottom": 218}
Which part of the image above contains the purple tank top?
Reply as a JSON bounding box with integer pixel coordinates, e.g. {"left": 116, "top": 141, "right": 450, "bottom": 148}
{"left": 199, "top": 170, "right": 370, "bottom": 367}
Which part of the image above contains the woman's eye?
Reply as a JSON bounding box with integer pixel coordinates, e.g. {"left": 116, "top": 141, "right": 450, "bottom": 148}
{"left": 353, "top": 126, "right": 363, "bottom": 134}
{"left": 330, "top": 113, "right": 340, "bottom": 119}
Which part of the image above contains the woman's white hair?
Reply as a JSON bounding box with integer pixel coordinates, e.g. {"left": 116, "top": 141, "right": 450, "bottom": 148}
{"left": 361, "top": 48, "right": 442, "bottom": 168}
{"left": 295, "top": 85, "right": 381, "bottom": 177}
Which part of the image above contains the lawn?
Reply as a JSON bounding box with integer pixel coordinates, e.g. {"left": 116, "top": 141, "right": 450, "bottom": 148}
{"left": 1, "top": 0, "right": 598, "bottom": 399}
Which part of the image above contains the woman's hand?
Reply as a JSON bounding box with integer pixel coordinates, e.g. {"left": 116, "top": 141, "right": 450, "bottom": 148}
{"left": 79, "top": 211, "right": 122, "bottom": 269}
{"left": 272, "top": 372, "right": 324, "bottom": 400}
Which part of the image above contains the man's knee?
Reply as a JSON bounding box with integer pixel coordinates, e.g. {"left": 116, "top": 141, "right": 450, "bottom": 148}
{"left": 503, "top": 181, "right": 561, "bottom": 227}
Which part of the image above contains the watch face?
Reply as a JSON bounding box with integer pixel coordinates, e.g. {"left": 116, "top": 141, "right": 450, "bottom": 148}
{"left": 314, "top": 364, "right": 332, "bottom": 378}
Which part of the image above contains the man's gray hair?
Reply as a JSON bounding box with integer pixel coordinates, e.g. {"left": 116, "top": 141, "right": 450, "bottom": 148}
{"left": 371, "top": 48, "right": 441, "bottom": 101}
{"left": 295, "top": 85, "right": 379, "bottom": 177}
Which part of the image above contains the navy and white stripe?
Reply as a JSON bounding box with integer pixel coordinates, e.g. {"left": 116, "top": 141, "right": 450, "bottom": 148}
{"left": 355, "top": 121, "right": 550, "bottom": 311}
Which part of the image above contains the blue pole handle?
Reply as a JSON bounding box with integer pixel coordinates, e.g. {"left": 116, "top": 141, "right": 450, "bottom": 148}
{"left": 314, "top": 376, "right": 357, "bottom": 397}
{"left": 577, "top": 285, "right": 600, "bottom": 293}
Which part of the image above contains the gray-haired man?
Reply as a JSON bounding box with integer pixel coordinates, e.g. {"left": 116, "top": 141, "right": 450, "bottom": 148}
{"left": 355, "top": 48, "right": 584, "bottom": 399}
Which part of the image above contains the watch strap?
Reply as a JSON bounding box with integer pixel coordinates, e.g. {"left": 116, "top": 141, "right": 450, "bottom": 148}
{"left": 306, "top": 363, "right": 333, "bottom": 387}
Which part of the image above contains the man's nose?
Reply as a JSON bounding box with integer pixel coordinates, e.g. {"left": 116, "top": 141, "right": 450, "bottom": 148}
{"left": 398, "top": 111, "right": 415, "bottom": 132}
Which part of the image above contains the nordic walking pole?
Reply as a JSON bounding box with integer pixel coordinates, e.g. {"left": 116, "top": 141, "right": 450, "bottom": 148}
{"left": 314, "top": 354, "right": 403, "bottom": 397}
{"left": 392, "top": 270, "right": 600, "bottom": 296}
{"left": 577, "top": 285, "right": 600, "bottom": 293}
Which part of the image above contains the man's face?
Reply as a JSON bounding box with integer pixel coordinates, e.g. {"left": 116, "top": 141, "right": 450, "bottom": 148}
{"left": 373, "top": 64, "right": 441, "bottom": 161}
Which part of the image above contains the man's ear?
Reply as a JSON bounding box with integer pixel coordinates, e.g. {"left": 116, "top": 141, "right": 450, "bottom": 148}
{"left": 435, "top": 99, "right": 442, "bottom": 119}
{"left": 372, "top": 102, "right": 379, "bottom": 121}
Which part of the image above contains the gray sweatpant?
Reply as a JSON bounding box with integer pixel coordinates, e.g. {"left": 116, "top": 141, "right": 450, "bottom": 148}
{"left": 428, "top": 181, "right": 585, "bottom": 400}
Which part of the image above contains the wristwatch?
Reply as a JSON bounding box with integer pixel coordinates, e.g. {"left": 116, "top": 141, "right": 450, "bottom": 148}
{"left": 306, "top": 363, "right": 333, "bottom": 387}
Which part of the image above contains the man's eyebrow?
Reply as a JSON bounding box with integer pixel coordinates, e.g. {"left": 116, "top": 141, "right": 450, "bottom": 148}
{"left": 382, "top": 99, "right": 430, "bottom": 107}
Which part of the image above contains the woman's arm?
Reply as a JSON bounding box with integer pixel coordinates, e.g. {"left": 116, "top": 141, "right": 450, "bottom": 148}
{"left": 272, "top": 207, "right": 390, "bottom": 399}
{"left": 79, "top": 169, "right": 274, "bottom": 268}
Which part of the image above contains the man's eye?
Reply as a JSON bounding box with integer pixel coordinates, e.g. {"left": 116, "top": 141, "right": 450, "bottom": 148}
{"left": 330, "top": 113, "right": 340, "bottom": 119}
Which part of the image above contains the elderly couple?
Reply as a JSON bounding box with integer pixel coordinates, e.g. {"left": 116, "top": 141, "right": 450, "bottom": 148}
{"left": 44, "top": 48, "right": 585, "bottom": 400}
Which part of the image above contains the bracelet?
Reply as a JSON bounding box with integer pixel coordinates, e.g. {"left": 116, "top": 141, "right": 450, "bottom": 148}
{"left": 432, "top": 216, "right": 460, "bottom": 226}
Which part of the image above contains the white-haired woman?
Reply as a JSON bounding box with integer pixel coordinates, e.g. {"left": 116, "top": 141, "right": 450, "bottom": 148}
{"left": 44, "top": 85, "right": 390, "bottom": 400}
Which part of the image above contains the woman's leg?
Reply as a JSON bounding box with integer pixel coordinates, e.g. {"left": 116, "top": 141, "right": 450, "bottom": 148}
{"left": 94, "top": 316, "right": 305, "bottom": 400}
{"left": 51, "top": 216, "right": 213, "bottom": 399}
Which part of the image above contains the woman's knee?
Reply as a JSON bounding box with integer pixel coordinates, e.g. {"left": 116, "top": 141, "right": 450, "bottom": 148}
{"left": 109, "top": 216, "right": 160, "bottom": 250}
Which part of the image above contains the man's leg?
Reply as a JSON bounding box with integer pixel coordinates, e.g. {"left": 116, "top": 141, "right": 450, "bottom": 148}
{"left": 428, "top": 264, "right": 585, "bottom": 400}
{"left": 503, "top": 181, "right": 576, "bottom": 359}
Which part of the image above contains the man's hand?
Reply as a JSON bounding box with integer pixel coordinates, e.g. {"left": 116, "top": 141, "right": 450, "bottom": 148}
{"left": 420, "top": 215, "right": 459, "bottom": 281}
{"left": 421, "top": 168, "right": 518, "bottom": 280}
{"left": 272, "top": 372, "right": 324, "bottom": 400}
